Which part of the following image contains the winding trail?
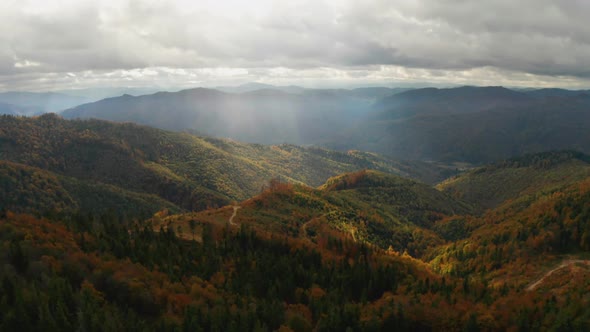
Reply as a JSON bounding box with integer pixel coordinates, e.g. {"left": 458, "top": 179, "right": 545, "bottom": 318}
{"left": 301, "top": 218, "right": 313, "bottom": 239}
{"left": 350, "top": 228, "right": 357, "bottom": 242}
{"left": 229, "top": 206, "right": 241, "bottom": 226}
{"left": 526, "top": 259, "right": 590, "bottom": 291}
{"left": 301, "top": 213, "right": 327, "bottom": 240}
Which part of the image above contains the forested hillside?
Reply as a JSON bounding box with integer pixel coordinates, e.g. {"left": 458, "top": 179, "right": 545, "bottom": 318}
{"left": 3, "top": 0, "right": 590, "bottom": 329}
{"left": 0, "top": 160, "right": 180, "bottom": 218}
{"left": 438, "top": 151, "right": 590, "bottom": 210}
{"left": 429, "top": 174, "right": 590, "bottom": 297}
{"left": 3, "top": 171, "right": 589, "bottom": 331}
{"left": 156, "top": 151, "right": 590, "bottom": 330}
{"left": 0, "top": 114, "right": 451, "bottom": 217}
{"left": 161, "top": 170, "right": 471, "bottom": 257}
{"left": 2, "top": 115, "right": 590, "bottom": 330}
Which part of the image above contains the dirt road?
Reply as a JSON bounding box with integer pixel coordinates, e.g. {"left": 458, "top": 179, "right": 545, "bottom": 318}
{"left": 229, "top": 206, "right": 241, "bottom": 226}
{"left": 526, "top": 259, "right": 590, "bottom": 291}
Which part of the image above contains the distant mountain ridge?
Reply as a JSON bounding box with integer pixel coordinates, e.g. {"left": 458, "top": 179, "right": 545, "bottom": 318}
{"left": 0, "top": 91, "right": 91, "bottom": 114}
{"left": 214, "top": 82, "right": 409, "bottom": 98}
{"left": 48, "top": 84, "right": 590, "bottom": 164}
{"left": 62, "top": 87, "right": 380, "bottom": 145}
{"left": 326, "top": 86, "right": 590, "bottom": 163}
{"left": 0, "top": 102, "right": 29, "bottom": 115}
{"left": 371, "top": 86, "right": 532, "bottom": 119}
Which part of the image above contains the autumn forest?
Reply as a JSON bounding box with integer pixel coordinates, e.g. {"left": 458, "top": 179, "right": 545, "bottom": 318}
{"left": 1, "top": 110, "right": 590, "bottom": 331}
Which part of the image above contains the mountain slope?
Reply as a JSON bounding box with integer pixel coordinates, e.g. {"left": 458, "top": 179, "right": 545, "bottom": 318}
{"left": 372, "top": 86, "right": 532, "bottom": 119}
{"left": 430, "top": 174, "right": 590, "bottom": 289}
{"left": 151, "top": 162, "right": 590, "bottom": 329}
{"left": 0, "top": 160, "right": 180, "bottom": 217}
{"left": 62, "top": 87, "right": 375, "bottom": 145}
{"left": 2, "top": 141, "right": 590, "bottom": 330}
{"left": 524, "top": 88, "right": 590, "bottom": 98}
{"left": 328, "top": 90, "right": 590, "bottom": 163}
{"left": 214, "top": 83, "right": 405, "bottom": 98}
{"left": 438, "top": 151, "right": 590, "bottom": 210}
{"left": 0, "top": 210, "right": 479, "bottom": 331}
{"left": 60, "top": 85, "right": 590, "bottom": 164}
{"left": 162, "top": 170, "right": 471, "bottom": 256}
{"left": 0, "top": 114, "right": 451, "bottom": 216}
{"left": 425, "top": 154, "right": 590, "bottom": 297}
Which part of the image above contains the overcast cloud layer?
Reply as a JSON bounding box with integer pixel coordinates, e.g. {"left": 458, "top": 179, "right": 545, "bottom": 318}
{"left": 2, "top": 0, "right": 590, "bottom": 91}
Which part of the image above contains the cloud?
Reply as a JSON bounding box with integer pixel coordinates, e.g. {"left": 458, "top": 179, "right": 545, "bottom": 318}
{"left": 0, "top": 0, "right": 589, "bottom": 90}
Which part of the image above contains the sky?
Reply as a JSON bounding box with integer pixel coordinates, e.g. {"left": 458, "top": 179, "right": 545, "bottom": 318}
{"left": 1, "top": 0, "right": 590, "bottom": 92}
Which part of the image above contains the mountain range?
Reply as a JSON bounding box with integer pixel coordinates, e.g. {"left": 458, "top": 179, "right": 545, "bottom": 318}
{"left": 0, "top": 91, "right": 92, "bottom": 115}
{"left": 62, "top": 87, "right": 385, "bottom": 145}
{"left": 331, "top": 86, "right": 590, "bottom": 162}
{"left": 2, "top": 84, "right": 590, "bottom": 330}
{"left": 62, "top": 85, "right": 590, "bottom": 164}
{"left": 0, "top": 114, "right": 453, "bottom": 217}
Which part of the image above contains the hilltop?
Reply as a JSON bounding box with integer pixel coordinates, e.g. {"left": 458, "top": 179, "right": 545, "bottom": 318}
{"left": 160, "top": 170, "right": 471, "bottom": 257}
